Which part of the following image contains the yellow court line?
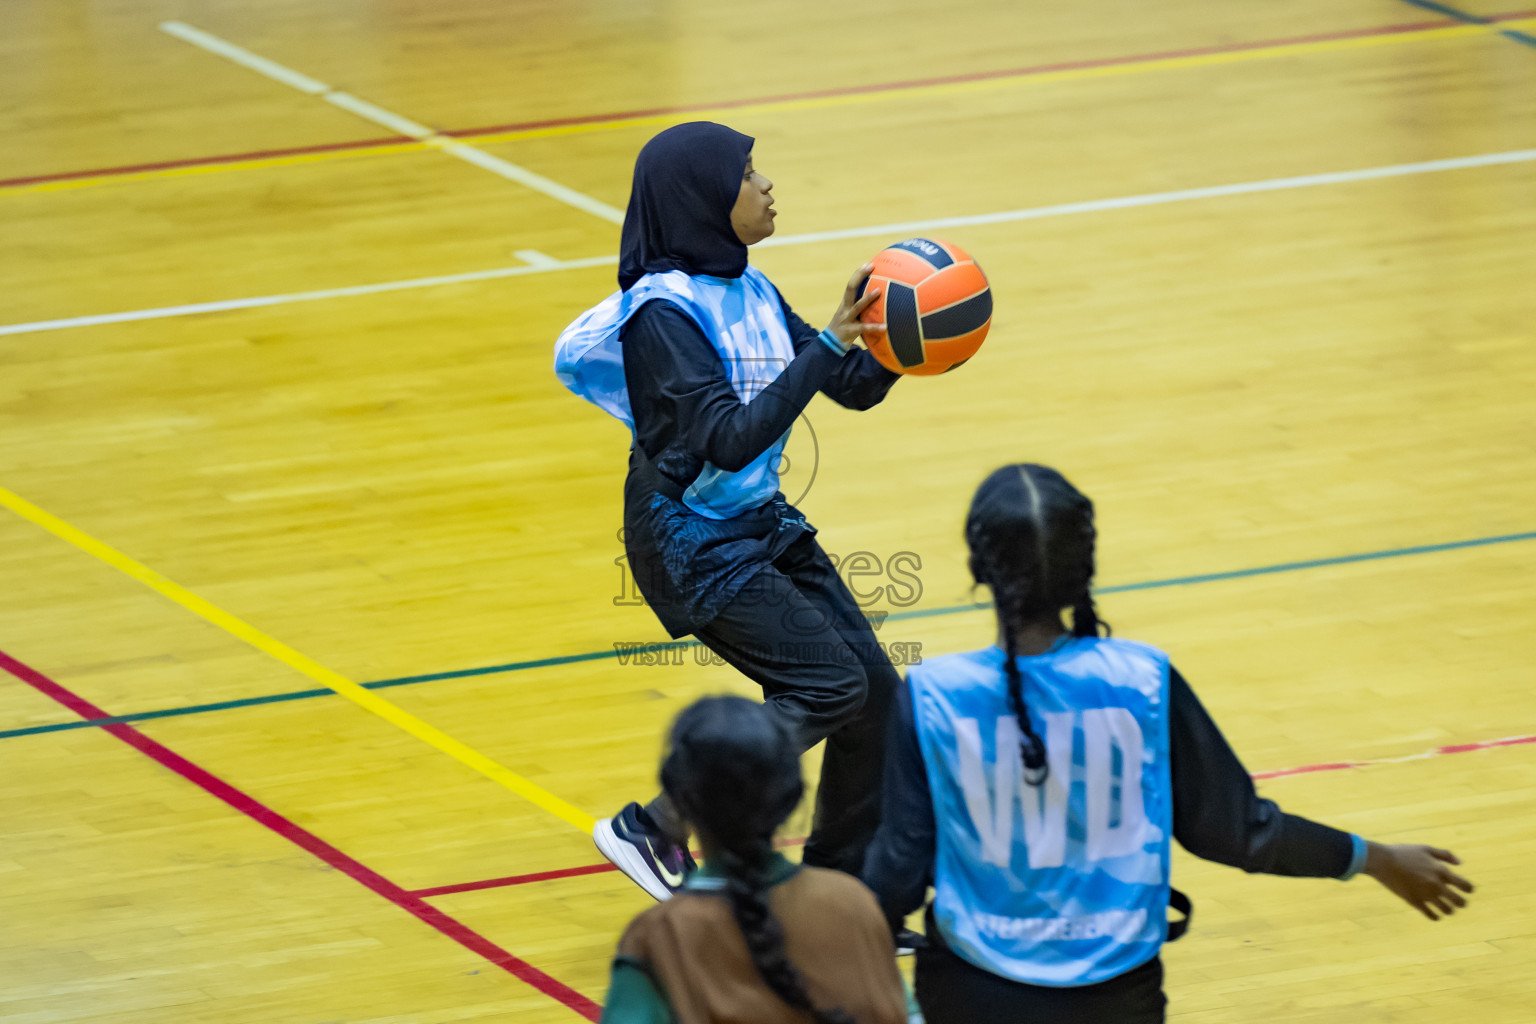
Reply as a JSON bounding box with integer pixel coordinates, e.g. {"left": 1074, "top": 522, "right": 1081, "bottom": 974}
{"left": 2, "top": 19, "right": 1520, "bottom": 198}
{"left": 465, "top": 22, "right": 1503, "bottom": 147}
{"left": 0, "top": 484, "right": 598, "bottom": 834}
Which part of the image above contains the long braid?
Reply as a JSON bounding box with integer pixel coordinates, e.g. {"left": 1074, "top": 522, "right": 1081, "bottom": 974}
{"left": 1009, "top": 465, "right": 1051, "bottom": 784}
{"left": 1071, "top": 588, "right": 1105, "bottom": 638}
{"left": 660, "top": 697, "right": 852, "bottom": 1024}
{"left": 975, "top": 538, "right": 1051, "bottom": 786}
{"left": 1001, "top": 612, "right": 1049, "bottom": 785}
{"left": 719, "top": 839, "right": 854, "bottom": 1024}
{"left": 1069, "top": 513, "right": 1107, "bottom": 638}
{"left": 967, "top": 463, "right": 1108, "bottom": 788}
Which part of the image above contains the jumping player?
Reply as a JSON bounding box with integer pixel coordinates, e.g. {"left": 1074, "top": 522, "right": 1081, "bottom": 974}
{"left": 600, "top": 696, "right": 907, "bottom": 1023}
{"left": 554, "top": 122, "right": 903, "bottom": 897}
{"left": 862, "top": 463, "right": 1474, "bottom": 1023}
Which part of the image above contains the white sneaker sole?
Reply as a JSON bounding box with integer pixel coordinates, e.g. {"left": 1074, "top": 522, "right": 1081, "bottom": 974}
{"left": 594, "top": 817, "right": 675, "bottom": 902}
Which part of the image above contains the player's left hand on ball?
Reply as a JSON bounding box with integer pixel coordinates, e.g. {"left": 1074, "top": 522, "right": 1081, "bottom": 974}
{"left": 826, "top": 263, "right": 884, "bottom": 348}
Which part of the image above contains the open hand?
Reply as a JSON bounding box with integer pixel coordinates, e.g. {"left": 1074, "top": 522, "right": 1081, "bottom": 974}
{"left": 1365, "top": 843, "right": 1474, "bottom": 920}
{"left": 824, "top": 263, "right": 885, "bottom": 350}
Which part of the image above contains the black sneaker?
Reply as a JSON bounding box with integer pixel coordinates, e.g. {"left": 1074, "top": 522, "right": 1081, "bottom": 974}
{"left": 593, "top": 802, "right": 696, "bottom": 901}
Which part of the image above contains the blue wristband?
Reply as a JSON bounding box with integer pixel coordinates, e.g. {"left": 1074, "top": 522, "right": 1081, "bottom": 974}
{"left": 817, "top": 328, "right": 850, "bottom": 356}
{"left": 1339, "top": 833, "right": 1369, "bottom": 880}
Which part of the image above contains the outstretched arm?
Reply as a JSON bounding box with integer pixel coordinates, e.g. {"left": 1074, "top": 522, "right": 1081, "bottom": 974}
{"left": 1169, "top": 666, "right": 1354, "bottom": 876}
{"left": 1170, "top": 666, "right": 1472, "bottom": 918}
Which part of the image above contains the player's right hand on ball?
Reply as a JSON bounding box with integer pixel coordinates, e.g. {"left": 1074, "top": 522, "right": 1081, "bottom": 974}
{"left": 1365, "top": 842, "right": 1474, "bottom": 920}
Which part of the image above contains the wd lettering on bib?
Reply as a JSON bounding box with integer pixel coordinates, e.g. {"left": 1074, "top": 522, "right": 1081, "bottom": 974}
{"left": 911, "top": 637, "right": 1173, "bottom": 986}
{"left": 956, "top": 707, "right": 1147, "bottom": 870}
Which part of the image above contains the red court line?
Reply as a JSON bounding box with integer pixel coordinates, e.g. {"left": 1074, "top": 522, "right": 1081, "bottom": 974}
{"left": 5, "top": 8, "right": 1534, "bottom": 192}
{"left": 415, "top": 862, "right": 621, "bottom": 898}
{"left": 0, "top": 136, "right": 412, "bottom": 189}
{"left": 1253, "top": 760, "right": 1368, "bottom": 779}
{"left": 416, "top": 732, "right": 1536, "bottom": 899}
{"left": 436, "top": 12, "right": 1528, "bottom": 138}
{"left": 1437, "top": 735, "right": 1536, "bottom": 755}
{"left": 409, "top": 836, "right": 810, "bottom": 899}
{"left": 0, "top": 648, "right": 601, "bottom": 1022}
{"left": 1252, "top": 733, "right": 1536, "bottom": 779}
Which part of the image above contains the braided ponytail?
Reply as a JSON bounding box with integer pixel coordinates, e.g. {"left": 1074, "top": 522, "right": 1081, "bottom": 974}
{"left": 1000, "top": 615, "right": 1049, "bottom": 786}
{"left": 1069, "top": 512, "right": 1107, "bottom": 639}
{"left": 967, "top": 463, "right": 1108, "bottom": 789}
{"left": 1071, "top": 588, "right": 1106, "bottom": 638}
{"left": 719, "top": 842, "right": 854, "bottom": 1024}
{"left": 661, "top": 696, "right": 852, "bottom": 1024}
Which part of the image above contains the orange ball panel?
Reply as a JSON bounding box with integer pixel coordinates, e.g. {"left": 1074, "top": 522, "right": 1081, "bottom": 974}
{"left": 864, "top": 342, "right": 900, "bottom": 374}
{"left": 921, "top": 324, "right": 990, "bottom": 367}
{"left": 869, "top": 247, "right": 941, "bottom": 287}
{"left": 891, "top": 356, "right": 950, "bottom": 376}
{"left": 916, "top": 262, "right": 990, "bottom": 314}
{"left": 858, "top": 274, "right": 891, "bottom": 332}
{"left": 860, "top": 307, "right": 901, "bottom": 374}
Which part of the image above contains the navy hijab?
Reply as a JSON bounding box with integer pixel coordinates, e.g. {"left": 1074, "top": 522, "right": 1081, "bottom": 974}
{"left": 618, "top": 122, "right": 754, "bottom": 291}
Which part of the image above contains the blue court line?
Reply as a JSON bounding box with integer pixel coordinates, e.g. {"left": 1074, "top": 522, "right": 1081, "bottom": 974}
{"left": 4, "top": 528, "right": 1533, "bottom": 741}
{"left": 1397, "top": 0, "right": 1536, "bottom": 46}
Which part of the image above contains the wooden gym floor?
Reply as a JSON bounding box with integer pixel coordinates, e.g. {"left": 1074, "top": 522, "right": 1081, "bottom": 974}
{"left": 2, "top": 0, "right": 1534, "bottom": 1020}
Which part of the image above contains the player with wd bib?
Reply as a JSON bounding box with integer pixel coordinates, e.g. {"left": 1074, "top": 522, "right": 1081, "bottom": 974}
{"left": 862, "top": 464, "right": 1474, "bottom": 1023}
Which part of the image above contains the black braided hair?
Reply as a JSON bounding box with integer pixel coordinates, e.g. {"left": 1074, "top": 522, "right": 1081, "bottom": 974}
{"left": 966, "top": 464, "right": 1106, "bottom": 787}
{"left": 659, "top": 696, "right": 853, "bottom": 1024}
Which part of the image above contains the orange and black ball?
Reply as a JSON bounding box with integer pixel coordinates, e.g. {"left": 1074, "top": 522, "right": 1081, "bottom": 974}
{"left": 858, "top": 238, "right": 992, "bottom": 375}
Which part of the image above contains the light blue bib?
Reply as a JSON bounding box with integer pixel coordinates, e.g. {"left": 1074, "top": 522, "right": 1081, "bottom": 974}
{"left": 910, "top": 637, "right": 1173, "bottom": 986}
{"left": 553, "top": 267, "right": 798, "bottom": 519}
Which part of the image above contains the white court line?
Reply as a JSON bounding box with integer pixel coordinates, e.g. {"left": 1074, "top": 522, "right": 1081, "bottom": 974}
{"left": 157, "top": 21, "right": 625, "bottom": 224}
{"left": 3, "top": 148, "right": 1533, "bottom": 338}
{"left": 0, "top": 257, "right": 621, "bottom": 336}
{"left": 514, "top": 249, "right": 563, "bottom": 269}
{"left": 323, "top": 91, "right": 435, "bottom": 139}
{"left": 431, "top": 139, "right": 625, "bottom": 222}
{"left": 160, "top": 20, "right": 328, "bottom": 95}
{"left": 757, "top": 148, "right": 1536, "bottom": 247}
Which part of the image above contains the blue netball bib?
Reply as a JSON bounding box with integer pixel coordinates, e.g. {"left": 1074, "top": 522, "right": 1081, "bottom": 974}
{"left": 910, "top": 637, "right": 1173, "bottom": 986}
{"left": 553, "top": 267, "right": 798, "bottom": 520}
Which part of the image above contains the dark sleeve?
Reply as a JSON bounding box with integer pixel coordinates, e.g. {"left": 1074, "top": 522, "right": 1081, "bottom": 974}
{"left": 777, "top": 290, "right": 901, "bottom": 411}
{"left": 1169, "top": 666, "right": 1355, "bottom": 878}
{"left": 621, "top": 300, "right": 845, "bottom": 472}
{"left": 861, "top": 675, "right": 936, "bottom": 931}
{"left": 600, "top": 958, "right": 673, "bottom": 1024}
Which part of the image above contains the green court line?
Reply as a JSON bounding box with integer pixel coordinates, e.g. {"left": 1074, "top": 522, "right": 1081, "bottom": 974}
{"left": 1396, "top": 0, "right": 1536, "bottom": 47}
{"left": 3, "top": 529, "right": 1532, "bottom": 741}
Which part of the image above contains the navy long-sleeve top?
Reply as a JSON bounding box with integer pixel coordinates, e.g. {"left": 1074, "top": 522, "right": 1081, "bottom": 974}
{"left": 619, "top": 292, "right": 899, "bottom": 637}
{"left": 861, "top": 665, "right": 1357, "bottom": 933}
